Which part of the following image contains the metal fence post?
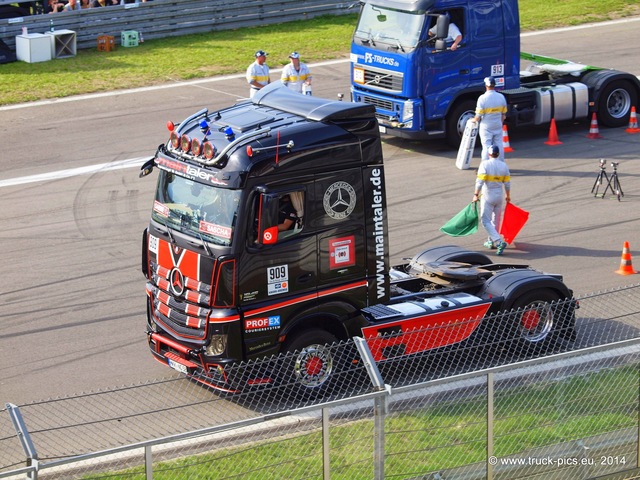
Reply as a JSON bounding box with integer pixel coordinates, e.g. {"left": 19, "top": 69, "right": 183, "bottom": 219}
{"left": 353, "top": 336, "right": 385, "bottom": 390}
{"left": 487, "top": 372, "right": 494, "bottom": 480}
{"left": 6, "top": 403, "right": 38, "bottom": 480}
{"left": 374, "top": 395, "right": 386, "bottom": 480}
{"left": 353, "top": 337, "right": 387, "bottom": 480}
{"left": 322, "top": 407, "right": 330, "bottom": 479}
{"left": 145, "top": 445, "right": 153, "bottom": 480}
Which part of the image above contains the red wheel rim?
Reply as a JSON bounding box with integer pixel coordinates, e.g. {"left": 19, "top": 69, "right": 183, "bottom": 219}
{"left": 306, "top": 356, "right": 324, "bottom": 377}
{"left": 521, "top": 309, "right": 541, "bottom": 331}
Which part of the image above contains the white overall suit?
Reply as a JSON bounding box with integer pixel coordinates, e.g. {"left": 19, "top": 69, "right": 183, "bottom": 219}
{"left": 474, "top": 155, "right": 511, "bottom": 251}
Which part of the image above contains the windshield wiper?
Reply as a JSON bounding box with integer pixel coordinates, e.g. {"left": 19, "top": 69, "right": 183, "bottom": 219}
{"left": 155, "top": 216, "right": 176, "bottom": 244}
{"left": 392, "top": 38, "right": 405, "bottom": 52}
{"left": 195, "top": 231, "right": 212, "bottom": 256}
{"left": 378, "top": 34, "right": 405, "bottom": 52}
{"left": 357, "top": 29, "right": 376, "bottom": 46}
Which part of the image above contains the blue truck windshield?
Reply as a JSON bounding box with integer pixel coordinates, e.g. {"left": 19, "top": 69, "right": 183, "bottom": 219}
{"left": 152, "top": 170, "right": 240, "bottom": 247}
{"left": 354, "top": 5, "right": 425, "bottom": 49}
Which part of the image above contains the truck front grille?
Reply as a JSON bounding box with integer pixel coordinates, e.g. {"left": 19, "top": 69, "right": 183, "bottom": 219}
{"left": 150, "top": 262, "right": 211, "bottom": 338}
{"left": 356, "top": 64, "right": 404, "bottom": 93}
{"left": 362, "top": 96, "right": 394, "bottom": 111}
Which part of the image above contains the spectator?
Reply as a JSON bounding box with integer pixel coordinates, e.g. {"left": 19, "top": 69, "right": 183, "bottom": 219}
{"left": 80, "top": 0, "right": 90, "bottom": 8}
{"left": 63, "top": 0, "right": 81, "bottom": 11}
{"left": 90, "top": 0, "right": 115, "bottom": 6}
{"left": 281, "top": 52, "right": 312, "bottom": 94}
{"left": 46, "top": 0, "right": 65, "bottom": 13}
{"left": 246, "top": 50, "right": 270, "bottom": 98}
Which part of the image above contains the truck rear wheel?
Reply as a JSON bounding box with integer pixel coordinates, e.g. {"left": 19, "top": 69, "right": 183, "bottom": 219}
{"left": 508, "top": 289, "right": 574, "bottom": 355}
{"left": 446, "top": 99, "right": 477, "bottom": 147}
{"left": 598, "top": 80, "right": 638, "bottom": 127}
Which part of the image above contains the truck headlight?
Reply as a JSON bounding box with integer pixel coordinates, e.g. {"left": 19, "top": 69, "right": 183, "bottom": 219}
{"left": 206, "top": 335, "right": 228, "bottom": 356}
{"left": 148, "top": 317, "right": 158, "bottom": 333}
{"left": 402, "top": 100, "right": 414, "bottom": 123}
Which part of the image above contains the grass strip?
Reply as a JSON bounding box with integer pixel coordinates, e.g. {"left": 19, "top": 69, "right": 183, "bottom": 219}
{"left": 2, "top": 1, "right": 640, "bottom": 106}
{"left": 82, "top": 365, "right": 638, "bottom": 479}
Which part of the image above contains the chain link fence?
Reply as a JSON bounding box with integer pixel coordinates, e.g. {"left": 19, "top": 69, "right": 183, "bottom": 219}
{"left": 2, "top": 284, "right": 640, "bottom": 479}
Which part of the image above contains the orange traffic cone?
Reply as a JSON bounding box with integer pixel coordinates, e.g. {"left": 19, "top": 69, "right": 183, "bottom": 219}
{"left": 626, "top": 106, "right": 640, "bottom": 134}
{"left": 545, "top": 118, "right": 562, "bottom": 145}
{"left": 502, "top": 124, "right": 514, "bottom": 152}
{"left": 615, "top": 241, "right": 638, "bottom": 275}
{"left": 586, "top": 112, "right": 603, "bottom": 139}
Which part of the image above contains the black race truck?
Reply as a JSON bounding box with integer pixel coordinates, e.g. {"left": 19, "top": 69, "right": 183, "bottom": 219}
{"left": 140, "top": 83, "right": 575, "bottom": 392}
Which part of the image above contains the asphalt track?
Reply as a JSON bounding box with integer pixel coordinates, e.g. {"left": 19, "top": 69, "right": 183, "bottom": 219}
{"left": 1, "top": 17, "right": 640, "bottom": 406}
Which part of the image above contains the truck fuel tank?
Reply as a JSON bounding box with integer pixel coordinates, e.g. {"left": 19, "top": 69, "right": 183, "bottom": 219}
{"left": 533, "top": 82, "right": 589, "bottom": 124}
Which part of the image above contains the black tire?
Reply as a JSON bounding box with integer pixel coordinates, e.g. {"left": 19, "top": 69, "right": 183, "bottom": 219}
{"left": 597, "top": 80, "right": 638, "bottom": 128}
{"left": 507, "top": 289, "right": 574, "bottom": 355}
{"left": 446, "top": 99, "right": 477, "bottom": 147}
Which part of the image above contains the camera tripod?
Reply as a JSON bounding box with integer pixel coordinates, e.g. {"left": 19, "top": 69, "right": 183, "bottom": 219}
{"left": 592, "top": 159, "right": 624, "bottom": 201}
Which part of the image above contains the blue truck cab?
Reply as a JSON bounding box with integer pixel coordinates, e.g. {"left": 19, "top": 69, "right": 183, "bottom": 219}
{"left": 351, "top": 0, "right": 640, "bottom": 146}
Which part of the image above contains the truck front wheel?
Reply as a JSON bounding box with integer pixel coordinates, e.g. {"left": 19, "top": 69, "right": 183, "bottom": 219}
{"left": 283, "top": 329, "right": 338, "bottom": 389}
{"left": 598, "top": 80, "right": 638, "bottom": 127}
{"left": 446, "top": 99, "right": 477, "bottom": 147}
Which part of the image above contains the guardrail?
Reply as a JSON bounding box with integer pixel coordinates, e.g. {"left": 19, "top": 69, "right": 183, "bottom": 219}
{"left": 0, "top": 0, "right": 353, "bottom": 52}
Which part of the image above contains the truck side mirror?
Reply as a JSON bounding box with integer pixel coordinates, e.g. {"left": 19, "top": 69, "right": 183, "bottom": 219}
{"left": 435, "top": 14, "right": 449, "bottom": 40}
{"left": 256, "top": 192, "right": 279, "bottom": 245}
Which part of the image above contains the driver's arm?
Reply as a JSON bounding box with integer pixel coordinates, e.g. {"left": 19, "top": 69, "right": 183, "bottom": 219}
{"left": 278, "top": 218, "right": 294, "bottom": 232}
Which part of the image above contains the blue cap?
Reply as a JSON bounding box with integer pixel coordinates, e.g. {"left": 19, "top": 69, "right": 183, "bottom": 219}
{"left": 255, "top": 50, "right": 267, "bottom": 58}
{"left": 488, "top": 145, "right": 500, "bottom": 157}
{"left": 484, "top": 76, "right": 496, "bottom": 87}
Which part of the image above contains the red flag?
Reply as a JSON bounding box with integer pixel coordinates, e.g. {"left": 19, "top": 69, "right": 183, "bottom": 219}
{"left": 500, "top": 203, "right": 529, "bottom": 244}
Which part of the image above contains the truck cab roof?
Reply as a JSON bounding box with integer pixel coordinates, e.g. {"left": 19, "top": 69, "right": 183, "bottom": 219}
{"left": 159, "top": 83, "right": 382, "bottom": 188}
{"left": 365, "top": 0, "right": 437, "bottom": 13}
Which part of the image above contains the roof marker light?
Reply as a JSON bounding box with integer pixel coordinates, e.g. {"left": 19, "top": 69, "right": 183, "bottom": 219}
{"left": 224, "top": 126, "right": 235, "bottom": 141}
{"left": 199, "top": 119, "right": 211, "bottom": 136}
{"left": 167, "top": 121, "right": 175, "bottom": 132}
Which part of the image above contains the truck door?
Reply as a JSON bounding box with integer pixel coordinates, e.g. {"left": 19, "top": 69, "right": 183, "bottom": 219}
{"left": 313, "top": 170, "right": 368, "bottom": 299}
{"left": 422, "top": 10, "right": 471, "bottom": 106}
{"left": 238, "top": 186, "right": 318, "bottom": 323}
{"left": 466, "top": 2, "right": 507, "bottom": 83}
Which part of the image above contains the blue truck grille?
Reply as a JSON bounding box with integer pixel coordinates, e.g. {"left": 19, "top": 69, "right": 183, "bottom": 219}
{"left": 356, "top": 65, "right": 404, "bottom": 93}
{"left": 362, "top": 96, "right": 394, "bottom": 111}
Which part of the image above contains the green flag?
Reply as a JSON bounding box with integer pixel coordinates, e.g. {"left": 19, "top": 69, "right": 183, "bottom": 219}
{"left": 440, "top": 202, "right": 479, "bottom": 237}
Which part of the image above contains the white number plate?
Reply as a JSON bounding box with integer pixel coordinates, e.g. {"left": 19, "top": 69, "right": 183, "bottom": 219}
{"left": 168, "top": 358, "right": 188, "bottom": 374}
{"left": 267, "top": 264, "right": 289, "bottom": 295}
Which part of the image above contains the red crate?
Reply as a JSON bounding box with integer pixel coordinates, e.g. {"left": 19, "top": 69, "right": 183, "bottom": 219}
{"left": 97, "top": 35, "right": 115, "bottom": 52}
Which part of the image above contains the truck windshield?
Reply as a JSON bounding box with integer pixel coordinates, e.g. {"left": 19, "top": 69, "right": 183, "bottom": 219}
{"left": 152, "top": 170, "right": 240, "bottom": 247}
{"left": 354, "top": 5, "right": 425, "bottom": 49}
